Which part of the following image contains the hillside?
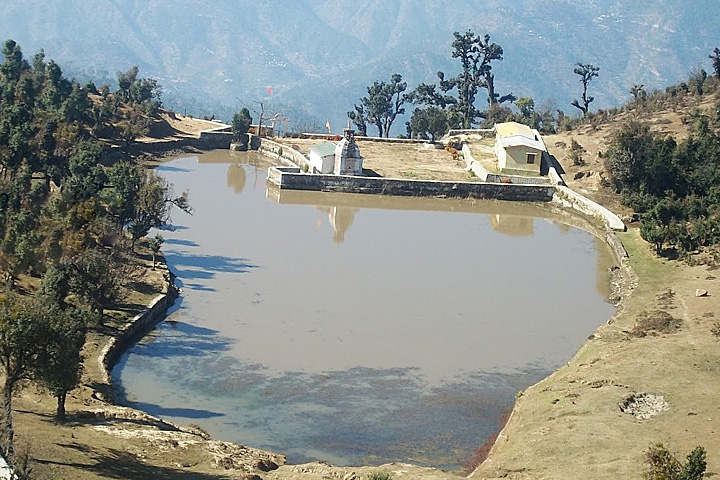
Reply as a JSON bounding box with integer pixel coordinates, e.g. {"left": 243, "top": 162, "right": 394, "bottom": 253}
{"left": 2, "top": 19, "right": 720, "bottom": 476}
{"left": 2, "top": 1, "right": 720, "bottom": 132}
{"left": 546, "top": 88, "right": 719, "bottom": 215}
{"left": 463, "top": 85, "right": 720, "bottom": 480}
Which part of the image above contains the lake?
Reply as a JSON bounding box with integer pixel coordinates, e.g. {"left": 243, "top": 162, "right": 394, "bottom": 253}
{"left": 112, "top": 150, "right": 616, "bottom": 470}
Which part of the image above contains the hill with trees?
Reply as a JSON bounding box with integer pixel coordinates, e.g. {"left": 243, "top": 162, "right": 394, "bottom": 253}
{"left": 537, "top": 65, "right": 720, "bottom": 262}
{"left": 0, "top": 38, "right": 191, "bottom": 469}
{"left": 0, "top": 1, "right": 718, "bottom": 133}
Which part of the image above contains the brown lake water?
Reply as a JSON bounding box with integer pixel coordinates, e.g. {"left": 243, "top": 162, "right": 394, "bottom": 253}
{"left": 112, "top": 150, "right": 616, "bottom": 469}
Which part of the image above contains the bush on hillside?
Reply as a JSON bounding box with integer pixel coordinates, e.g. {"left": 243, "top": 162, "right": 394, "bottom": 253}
{"left": 644, "top": 442, "right": 706, "bottom": 480}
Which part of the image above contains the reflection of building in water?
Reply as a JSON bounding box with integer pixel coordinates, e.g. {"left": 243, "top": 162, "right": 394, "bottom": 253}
{"left": 314, "top": 206, "right": 358, "bottom": 243}
{"left": 328, "top": 206, "right": 358, "bottom": 243}
{"left": 490, "top": 214, "right": 534, "bottom": 236}
{"left": 226, "top": 163, "right": 247, "bottom": 194}
{"left": 266, "top": 187, "right": 357, "bottom": 243}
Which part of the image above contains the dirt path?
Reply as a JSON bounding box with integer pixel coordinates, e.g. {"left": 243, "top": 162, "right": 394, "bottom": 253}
{"left": 138, "top": 111, "right": 228, "bottom": 143}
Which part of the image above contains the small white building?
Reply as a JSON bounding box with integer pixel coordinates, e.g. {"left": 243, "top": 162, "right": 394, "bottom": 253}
{"left": 334, "top": 129, "right": 363, "bottom": 175}
{"left": 308, "top": 142, "right": 337, "bottom": 174}
{"left": 494, "top": 122, "right": 546, "bottom": 175}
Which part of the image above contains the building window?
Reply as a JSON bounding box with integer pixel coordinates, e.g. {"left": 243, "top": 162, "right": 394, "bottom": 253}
{"left": 526, "top": 153, "right": 536, "bottom": 164}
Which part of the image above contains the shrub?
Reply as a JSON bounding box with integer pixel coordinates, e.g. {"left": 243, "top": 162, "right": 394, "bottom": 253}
{"left": 569, "top": 138, "right": 585, "bottom": 166}
{"left": 644, "top": 442, "right": 706, "bottom": 480}
{"left": 711, "top": 321, "right": 720, "bottom": 339}
{"left": 367, "top": 471, "right": 392, "bottom": 480}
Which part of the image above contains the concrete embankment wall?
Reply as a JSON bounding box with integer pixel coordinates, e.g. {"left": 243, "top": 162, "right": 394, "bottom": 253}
{"left": 447, "top": 128, "right": 495, "bottom": 138}
{"left": 254, "top": 134, "right": 443, "bottom": 173}
{"left": 198, "top": 129, "right": 233, "bottom": 149}
{"left": 454, "top": 136, "right": 624, "bottom": 231}
{"left": 197, "top": 121, "right": 233, "bottom": 149}
{"left": 134, "top": 134, "right": 232, "bottom": 154}
{"left": 283, "top": 133, "right": 437, "bottom": 146}
{"left": 258, "top": 135, "right": 624, "bottom": 231}
{"left": 97, "top": 280, "right": 178, "bottom": 395}
{"left": 267, "top": 167, "right": 555, "bottom": 201}
{"left": 553, "top": 185, "right": 626, "bottom": 232}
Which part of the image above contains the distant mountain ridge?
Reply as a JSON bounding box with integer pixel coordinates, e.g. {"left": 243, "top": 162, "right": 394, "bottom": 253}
{"left": 2, "top": 0, "right": 718, "bottom": 133}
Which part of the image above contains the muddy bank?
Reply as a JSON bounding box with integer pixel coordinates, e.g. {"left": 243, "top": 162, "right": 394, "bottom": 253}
{"left": 96, "top": 274, "right": 178, "bottom": 398}
{"left": 114, "top": 127, "right": 715, "bottom": 477}
{"left": 8, "top": 255, "right": 287, "bottom": 479}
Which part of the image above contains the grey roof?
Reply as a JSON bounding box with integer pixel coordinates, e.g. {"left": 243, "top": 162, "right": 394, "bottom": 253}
{"left": 309, "top": 142, "right": 337, "bottom": 157}
{"left": 498, "top": 135, "right": 546, "bottom": 151}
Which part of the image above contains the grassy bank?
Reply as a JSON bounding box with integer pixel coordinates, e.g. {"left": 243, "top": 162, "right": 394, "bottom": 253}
{"left": 471, "top": 227, "right": 719, "bottom": 479}
{"left": 9, "top": 246, "right": 284, "bottom": 479}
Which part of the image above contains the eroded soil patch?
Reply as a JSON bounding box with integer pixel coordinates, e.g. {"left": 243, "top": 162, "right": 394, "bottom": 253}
{"left": 632, "top": 310, "right": 682, "bottom": 337}
{"left": 619, "top": 393, "right": 669, "bottom": 419}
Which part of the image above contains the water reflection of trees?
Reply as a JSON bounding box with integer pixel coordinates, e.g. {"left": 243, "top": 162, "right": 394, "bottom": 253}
{"left": 226, "top": 163, "right": 247, "bottom": 193}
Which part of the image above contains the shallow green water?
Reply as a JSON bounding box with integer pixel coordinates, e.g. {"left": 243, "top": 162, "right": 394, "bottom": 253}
{"left": 113, "top": 150, "right": 615, "bottom": 469}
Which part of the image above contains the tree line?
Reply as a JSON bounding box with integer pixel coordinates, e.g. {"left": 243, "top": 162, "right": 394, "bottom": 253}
{"left": 0, "top": 39, "right": 191, "bottom": 466}
{"left": 348, "top": 30, "right": 602, "bottom": 140}
{"left": 603, "top": 50, "right": 720, "bottom": 256}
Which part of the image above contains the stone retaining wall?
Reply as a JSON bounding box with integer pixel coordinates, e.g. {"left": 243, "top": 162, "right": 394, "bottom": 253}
{"left": 197, "top": 122, "right": 233, "bottom": 149}
{"left": 267, "top": 166, "right": 555, "bottom": 201}
{"left": 282, "top": 133, "right": 437, "bottom": 145}
{"left": 258, "top": 136, "right": 623, "bottom": 232}
{"left": 134, "top": 122, "right": 233, "bottom": 154}
{"left": 354, "top": 136, "right": 436, "bottom": 145}
{"left": 97, "top": 277, "right": 179, "bottom": 394}
{"left": 198, "top": 130, "right": 233, "bottom": 149}
{"left": 447, "top": 128, "right": 495, "bottom": 138}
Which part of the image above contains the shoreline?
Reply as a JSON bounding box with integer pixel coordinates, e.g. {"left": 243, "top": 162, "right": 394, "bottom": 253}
{"left": 96, "top": 273, "right": 178, "bottom": 401}
{"left": 469, "top": 232, "right": 635, "bottom": 474}
{"left": 469, "top": 226, "right": 719, "bottom": 479}
{"left": 87, "top": 255, "right": 289, "bottom": 474}
{"left": 112, "top": 147, "right": 630, "bottom": 471}
{"left": 63, "top": 142, "right": 710, "bottom": 480}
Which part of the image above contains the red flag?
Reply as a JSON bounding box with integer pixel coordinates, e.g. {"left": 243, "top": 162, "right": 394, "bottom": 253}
{"left": 266, "top": 86, "right": 274, "bottom": 95}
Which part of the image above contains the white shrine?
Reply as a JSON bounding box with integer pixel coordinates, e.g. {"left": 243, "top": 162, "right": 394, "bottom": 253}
{"left": 333, "top": 128, "right": 363, "bottom": 176}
